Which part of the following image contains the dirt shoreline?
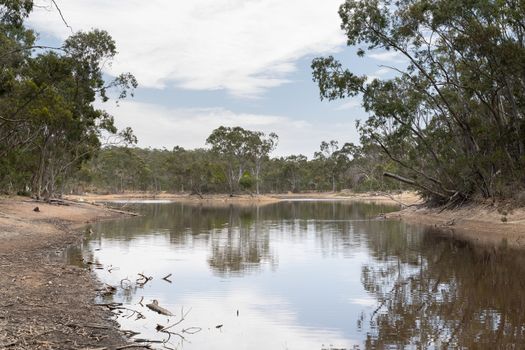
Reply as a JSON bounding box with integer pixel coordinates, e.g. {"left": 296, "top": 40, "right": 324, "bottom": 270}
{"left": 1, "top": 191, "right": 419, "bottom": 350}
{"left": 64, "top": 190, "right": 422, "bottom": 206}
{"left": 0, "top": 197, "right": 148, "bottom": 350}
{"left": 386, "top": 203, "right": 525, "bottom": 248}
{"left": 2, "top": 192, "right": 525, "bottom": 349}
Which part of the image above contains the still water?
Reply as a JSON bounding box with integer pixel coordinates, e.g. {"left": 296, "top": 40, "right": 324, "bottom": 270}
{"left": 71, "top": 200, "right": 525, "bottom": 349}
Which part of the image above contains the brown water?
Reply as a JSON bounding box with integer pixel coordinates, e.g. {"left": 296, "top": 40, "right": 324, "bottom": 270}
{"left": 72, "top": 200, "right": 525, "bottom": 349}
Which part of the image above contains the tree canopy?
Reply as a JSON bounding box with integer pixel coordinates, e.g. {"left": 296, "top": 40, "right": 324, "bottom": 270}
{"left": 0, "top": 0, "right": 137, "bottom": 198}
{"left": 312, "top": 0, "right": 525, "bottom": 204}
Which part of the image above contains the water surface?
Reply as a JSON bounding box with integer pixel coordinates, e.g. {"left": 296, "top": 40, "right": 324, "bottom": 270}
{"left": 73, "top": 200, "right": 525, "bottom": 349}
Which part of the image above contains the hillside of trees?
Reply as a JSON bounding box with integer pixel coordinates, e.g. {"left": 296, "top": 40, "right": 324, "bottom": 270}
{"left": 312, "top": 0, "right": 525, "bottom": 205}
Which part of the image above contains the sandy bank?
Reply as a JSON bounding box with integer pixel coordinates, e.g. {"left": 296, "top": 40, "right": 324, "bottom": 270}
{"left": 387, "top": 204, "right": 525, "bottom": 248}
{"left": 65, "top": 190, "right": 422, "bottom": 207}
{"left": 0, "top": 197, "right": 146, "bottom": 349}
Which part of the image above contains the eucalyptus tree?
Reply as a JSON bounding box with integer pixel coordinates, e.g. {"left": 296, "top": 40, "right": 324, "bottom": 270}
{"left": 206, "top": 126, "right": 278, "bottom": 194}
{"left": 314, "top": 140, "right": 346, "bottom": 192}
{"left": 0, "top": 0, "right": 36, "bottom": 166}
{"left": 206, "top": 126, "right": 252, "bottom": 194}
{"left": 30, "top": 30, "right": 136, "bottom": 198}
{"left": 312, "top": 0, "right": 525, "bottom": 204}
{"left": 282, "top": 154, "right": 308, "bottom": 192}
{"left": 248, "top": 131, "right": 278, "bottom": 194}
{"left": 0, "top": 0, "right": 137, "bottom": 198}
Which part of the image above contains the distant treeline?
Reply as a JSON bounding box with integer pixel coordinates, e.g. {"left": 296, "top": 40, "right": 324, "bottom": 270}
{"left": 68, "top": 126, "right": 404, "bottom": 195}
{"left": 3, "top": 0, "right": 525, "bottom": 204}
{"left": 0, "top": 1, "right": 399, "bottom": 198}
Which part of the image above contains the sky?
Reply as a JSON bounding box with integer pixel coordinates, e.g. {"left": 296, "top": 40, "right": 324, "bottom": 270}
{"left": 27, "top": 0, "right": 400, "bottom": 158}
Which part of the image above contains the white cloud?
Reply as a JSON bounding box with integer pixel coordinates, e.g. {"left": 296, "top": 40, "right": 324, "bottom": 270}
{"left": 374, "top": 67, "right": 394, "bottom": 76}
{"left": 100, "top": 100, "right": 360, "bottom": 157}
{"left": 336, "top": 97, "right": 361, "bottom": 111}
{"left": 368, "top": 50, "right": 406, "bottom": 63}
{"left": 29, "top": 0, "right": 346, "bottom": 98}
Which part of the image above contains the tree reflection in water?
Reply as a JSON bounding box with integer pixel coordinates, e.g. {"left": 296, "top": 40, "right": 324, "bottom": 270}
{"left": 92, "top": 201, "right": 397, "bottom": 277}
{"left": 362, "top": 227, "right": 525, "bottom": 348}
{"left": 82, "top": 200, "right": 525, "bottom": 348}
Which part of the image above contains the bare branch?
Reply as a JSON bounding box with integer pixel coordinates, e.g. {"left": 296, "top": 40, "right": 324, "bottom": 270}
{"left": 50, "top": 0, "right": 73, "bottom": 33}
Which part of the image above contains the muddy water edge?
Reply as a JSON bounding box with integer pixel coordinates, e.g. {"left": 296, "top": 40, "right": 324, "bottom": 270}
{"left": 0, "top": 198, "right": 149, "bottom": 350}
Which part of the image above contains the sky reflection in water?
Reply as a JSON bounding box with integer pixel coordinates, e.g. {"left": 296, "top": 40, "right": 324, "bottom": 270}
{"left": 74, "top": 201, "right": 525, "bottom": 349}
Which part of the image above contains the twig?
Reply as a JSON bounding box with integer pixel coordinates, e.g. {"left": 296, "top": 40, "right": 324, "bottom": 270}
{"left": 120, "top": 278, "right": 132, "bottom": 289}
{"left": 162, "top": 344, "right": 178, "bottom": 350}
{"left": 161, "top": 307, "right": 192, "bottom": 332}
{"left": 162, "top": 273, "right": 172, "bottom": 283}
{"left": 108, "top": 305, "right": 146, "bottom": 320}
{"left": 182, "top": 327, "right": 202, "bottom": 334}
{"left": 50, "top": 0, "right": 73, "bottom": 33}
{"left": 121, "top": 329, "right": 141, "bottom": 337}
{"left": 133, "top": 339, "right": 164, "bottom": 344}
{"left": 137, "top": 273, "right": 153, "bottom": 286}
{"left": 115, "top": 344, "right": 152, "bottom": 350}
{"left": 95, "top": 302, "right": 123, "bottom": 307}
{"left": 161, "top": 330, "right": 188, "bottom": 343}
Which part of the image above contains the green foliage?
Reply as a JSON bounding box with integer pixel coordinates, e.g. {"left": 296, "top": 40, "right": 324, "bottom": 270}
{"left": 206, "top": 126, "right": 277, "bottom": 194}
{"left": 239, "top": 171, "right": 254, "bottom": 191}
{"left": 0, "top": 2, "right": 137, "bottom": 198}
{"left": 66, "top": 134, "right": 399, "bottom": 195}
{"left": 312, "top": 0, "right": 525, "bottom": 204}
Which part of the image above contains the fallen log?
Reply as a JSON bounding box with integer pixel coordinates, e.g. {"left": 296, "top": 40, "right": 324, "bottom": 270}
{"left": 146, "top": 300, "right": 173, "bottom": 316}
{"left": 103, "top": 206, "right": 141, "bottom": 216}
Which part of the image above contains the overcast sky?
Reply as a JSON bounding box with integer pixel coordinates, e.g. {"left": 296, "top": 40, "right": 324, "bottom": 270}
{"left": 28, "top": 0, "right": 399, "bottom": 158}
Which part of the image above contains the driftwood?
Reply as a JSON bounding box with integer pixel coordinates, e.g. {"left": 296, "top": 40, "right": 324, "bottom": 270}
{"left": 48, "top": 198, "right": 70, "bottom": 206}
{"left": 26, "top": 198, "right": 70, "bottom": 206}
{"left": 105, "top": 207, "right": 141, "bottom": 217}
{"left": 146, "top": 300, "right": 173, "bottom": 316}
{"left": 98, "top": 303, "right": 146, "bottom": 320}
{"left": 162, "top": 273, "right": 172, "bottom": 283}
{"left": 87, "top": 344, "right": 152, "bottom": 350}
{"left": 117, "top": 306, "right": 146, "bottom": 320}
{"left": 136, "top": 273, "right": 153, "bottom": 286}
{"left": 96, "top": 284, "right": 117, "bottom": 296}
{"left": 95, "top": 302, "right": 123, "bottom": 307}
{"left": 115, "top": 344, "right": 152, "bottom": 350}
{"left": 121, "top": 329, "right": 140, "bottom": 338}
{"left": 132, "top": 338, "right": 164, "bottom": 344}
